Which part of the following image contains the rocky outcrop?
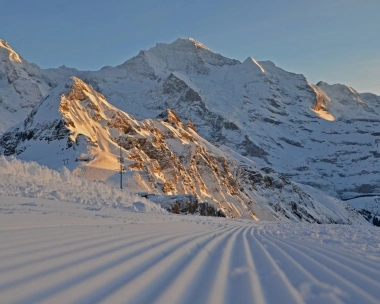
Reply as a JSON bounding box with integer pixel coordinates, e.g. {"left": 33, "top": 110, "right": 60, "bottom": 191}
{"left": 141, "top": 193, "right": 226, "bottom": 217}
{"left": 374, "top": 215, "right": 380, "bottom": 227}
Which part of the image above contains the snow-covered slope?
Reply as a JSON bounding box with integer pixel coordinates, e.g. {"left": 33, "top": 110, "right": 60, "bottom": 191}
{"left": 0, "top": 77, "right": 366, "bottom": 224}
{"left": 0, "top": 40, "right": 54, "bottom": 133}
{"left": 1, "top": 195, "right": 379, "bottom": 303}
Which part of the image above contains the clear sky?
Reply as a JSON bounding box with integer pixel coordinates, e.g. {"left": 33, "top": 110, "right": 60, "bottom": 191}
{"left": 1, "top": 0, "right": 379, "bottom": 94}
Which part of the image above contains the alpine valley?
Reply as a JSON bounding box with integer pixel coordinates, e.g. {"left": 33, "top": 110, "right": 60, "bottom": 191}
{"left": 0, "top": 38, "right": 379, "bottom": 224}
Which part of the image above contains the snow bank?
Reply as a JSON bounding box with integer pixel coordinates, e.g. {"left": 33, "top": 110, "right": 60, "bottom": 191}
{"left": 0, "top": 156, "right": 165, "bottom": 213}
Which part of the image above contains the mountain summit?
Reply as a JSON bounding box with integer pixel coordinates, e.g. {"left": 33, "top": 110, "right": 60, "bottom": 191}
{"left": 117, "top": 37, "right": 239, "bottom": 77}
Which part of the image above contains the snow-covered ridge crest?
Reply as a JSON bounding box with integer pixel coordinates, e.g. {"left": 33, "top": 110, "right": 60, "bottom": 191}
{"left": 160, "top": 38, "right": 211, "bottom": 52}
{"left": 243, "top": 56, "right": 265, "bottom": 72}
{"left": 188, "top": 37, "right": 210, "bottom": 51}
{"left": 23, "top": 76, "right": 137, "bottom": 145}
{"left": 0, "top": 39, "right": 22, "bottom": 63}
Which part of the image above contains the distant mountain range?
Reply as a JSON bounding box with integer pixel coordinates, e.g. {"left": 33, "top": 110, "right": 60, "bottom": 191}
{"left": 0, "top": 38, "right": 378, "bottom": 224}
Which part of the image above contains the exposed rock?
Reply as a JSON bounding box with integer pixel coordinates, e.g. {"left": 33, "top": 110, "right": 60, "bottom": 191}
{"left": 373, "top": 215, "right": 380, "bottom": 227}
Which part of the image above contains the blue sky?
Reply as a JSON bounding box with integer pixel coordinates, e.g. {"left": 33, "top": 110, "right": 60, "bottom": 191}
{"left": 1, "top": 0, "right": 379, "bottom": 94}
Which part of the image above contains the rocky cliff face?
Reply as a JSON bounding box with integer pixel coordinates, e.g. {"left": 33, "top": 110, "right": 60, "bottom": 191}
{"left": 0, "top": 76, "right": 366, "bottom": 224}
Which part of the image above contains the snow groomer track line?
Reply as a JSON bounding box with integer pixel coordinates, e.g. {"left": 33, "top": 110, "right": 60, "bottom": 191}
{"left": 1, "top": 198, "right": 380, "bottom": 304}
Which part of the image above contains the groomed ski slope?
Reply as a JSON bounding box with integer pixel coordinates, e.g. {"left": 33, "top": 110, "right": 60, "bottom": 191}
{"left": 1, "top": 196, "right": 380, "bottom": 304}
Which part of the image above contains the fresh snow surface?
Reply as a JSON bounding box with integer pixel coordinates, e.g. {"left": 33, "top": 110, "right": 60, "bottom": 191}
{"left": 0, "top": 195, "right": 380, "bottom": 304}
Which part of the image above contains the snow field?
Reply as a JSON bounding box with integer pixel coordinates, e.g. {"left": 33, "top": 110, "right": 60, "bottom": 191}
{"left": 0, "top": 196, "right": 380, "bottom": 304}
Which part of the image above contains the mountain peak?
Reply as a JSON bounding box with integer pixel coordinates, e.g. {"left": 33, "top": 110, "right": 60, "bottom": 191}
{"left": 0, "top": 39, "right": 22, "bottom": 63}
{"left": 68, "top": 76, "right": 91, "bottom": 91}
{"left": 64, "top": 76, "right": 97, "bottom": 102}
{"left": 317, "top": 81, "right": 362, "bottom": 98}
{"left": 119, "top": 37, "right": 239, "bottom": 77}
{"left": 242, "top": 57, "right": 265, "bottom": 72}
{"left": 164, "top": 37, "right": 211, "bottom": 53}
{"left": 187, "top": 37, "right": 210, "bottom": 51}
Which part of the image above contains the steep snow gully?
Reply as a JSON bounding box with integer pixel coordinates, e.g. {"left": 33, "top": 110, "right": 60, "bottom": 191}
{"left": 1, "top": 196, "right": 380, "bottom": 304}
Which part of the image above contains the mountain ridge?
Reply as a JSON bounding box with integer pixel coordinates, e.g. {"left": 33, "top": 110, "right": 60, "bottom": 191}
{"left": 0, "top": 75, "right": 367, "bottom": 224}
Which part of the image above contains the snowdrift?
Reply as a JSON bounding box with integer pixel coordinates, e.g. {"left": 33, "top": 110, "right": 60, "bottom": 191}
{"left": 0, "top": 156, "right": 165, "bottom": 213}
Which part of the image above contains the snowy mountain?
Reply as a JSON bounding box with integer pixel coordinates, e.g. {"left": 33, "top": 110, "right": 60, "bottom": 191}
{"left": 0, "top": 76, "right": 366, "bottom": 224}
{"left": 0, "top": 40, "right": 54, "bottom": 133}
{"left": 69, "top": 38, "right": 379, "bottom": 200}
{"left": 0, "top": 37, "right": 378, "bottom": 222}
